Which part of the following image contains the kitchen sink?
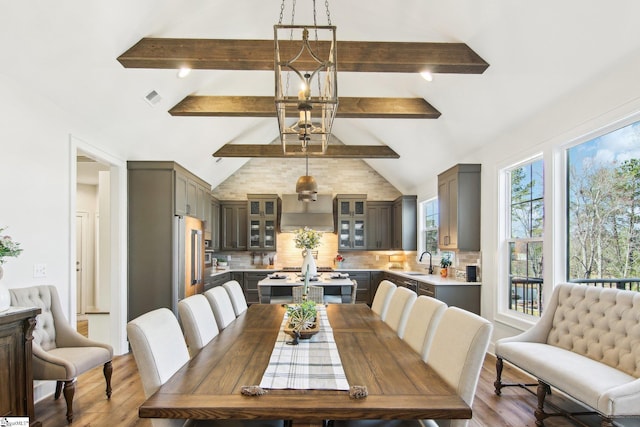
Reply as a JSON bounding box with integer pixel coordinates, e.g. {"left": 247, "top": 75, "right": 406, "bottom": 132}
{"left": 403, "top": 272, "right": 428, "bottom": 276}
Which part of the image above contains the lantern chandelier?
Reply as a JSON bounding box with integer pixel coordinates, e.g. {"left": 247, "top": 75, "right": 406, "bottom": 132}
{"left": 274, "top": 0, "right": 338, "bottom": 156}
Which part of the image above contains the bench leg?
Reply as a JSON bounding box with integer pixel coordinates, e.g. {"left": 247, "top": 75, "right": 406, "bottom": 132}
{"left": 534, "top": 380, "right": 549, "bottom": 427}
{"left": 494, "top": 357, "right": 504, "bottom": 395}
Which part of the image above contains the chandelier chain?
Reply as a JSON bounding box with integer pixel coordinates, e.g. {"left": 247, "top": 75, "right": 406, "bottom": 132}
{"left": 325, "top": 0, "right": 332, "bottom": 25}
{"left": 278, "top": 0, "right": 285, "bottom": 24}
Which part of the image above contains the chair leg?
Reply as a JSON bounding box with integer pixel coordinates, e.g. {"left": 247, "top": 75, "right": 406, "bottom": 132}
{"left": 63, "top": 379, "right": 76, "bottom": 423}
{"left": 103, "top": 360, "right": 113, "bottom": 399}
{"left": 494, "top": 357, "right": 504, "bottom": 395}
{"left": 55, "top": 380, "right": 63, "bottom": 399}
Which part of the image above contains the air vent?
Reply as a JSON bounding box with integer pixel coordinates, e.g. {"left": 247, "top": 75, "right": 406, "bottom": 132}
{"left": 144, "top": 90, "right": 162, "bottom": 106}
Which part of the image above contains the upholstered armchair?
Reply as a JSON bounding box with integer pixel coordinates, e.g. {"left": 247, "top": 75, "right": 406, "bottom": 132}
{"left": 10, "top": 285, "right": 113, "bottom": 423}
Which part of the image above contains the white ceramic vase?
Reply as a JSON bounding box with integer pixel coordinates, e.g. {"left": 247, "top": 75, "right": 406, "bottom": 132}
{"left": 0, "top": 266, "right": 10, "bottom": 312}
{"left": 301, "top": 249, "right": 317, "bottom": 277}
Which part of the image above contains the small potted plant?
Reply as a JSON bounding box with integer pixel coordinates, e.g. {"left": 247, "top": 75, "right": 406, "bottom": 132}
{"left": 334, "top": 253, "right": 345, "bottom": 269}
{"left": 285, "top": 300, "right": 319, "bottom": 344}
{"left": 440, "top": 253, "right": 452, "bottom": 278}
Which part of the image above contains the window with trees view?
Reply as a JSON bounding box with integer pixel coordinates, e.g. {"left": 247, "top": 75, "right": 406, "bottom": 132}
{"left": 422, "top": 198, "right": 439, "bottom": 254}
{"left": 567, "top": 120, "right": 640, "bottom": 290}
{"left": 507, "top": 158, "right": 544, "bottom": 316}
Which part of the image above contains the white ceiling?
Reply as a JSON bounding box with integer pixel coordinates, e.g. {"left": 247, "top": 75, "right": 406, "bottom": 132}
{"left": 3, "top": 1, "right": 640, "bottom": 193}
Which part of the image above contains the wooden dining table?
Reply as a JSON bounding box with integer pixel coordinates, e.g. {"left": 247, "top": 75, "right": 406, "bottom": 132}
{"left": 138, "top": 303, "right": 471, "bottom": 425}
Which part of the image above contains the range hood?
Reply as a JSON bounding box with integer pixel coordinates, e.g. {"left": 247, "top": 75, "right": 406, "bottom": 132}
{"left": 280, "top": 194, "right": 335, "bottom": 232}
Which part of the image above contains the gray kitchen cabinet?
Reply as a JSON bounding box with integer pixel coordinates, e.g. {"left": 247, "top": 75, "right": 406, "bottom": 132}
{"left": 247, "top": 194, "right": 278, "bottom": 251}
{"left": 337, "top": 270, "right": 371, "bottom": 303}
{"left": 417, "top": 282, "right": 480, "bottom": 315}
{"left": 208, "top": 196, "right": 220, "bottom": 250}
{"left": 366, "top": 201, "right": 392, "bottom": 250}
{"left": 127, "top": 161, "right": 211, "bottom": 321}
{"left": 383, "top": 271, "right": 418, "bottom": 294}
{"left": 379, "top": 271, "right": 481, "bottom": 315}
{"left": 438, "top": 164, "right": 481, "bottom": 251}
{"left": 175, "top": 170, "right": 210, "bottom": 220}
{"left": 204, "top": 272, "right": 231, "bottom": 291}
{"left": 220, "top": 201, "right": 248, "bottom": 250}
{"left": 392, "top": 195, "right": 417, "bottom": 250}
{"left": 204, "top": 192, "right": 212, "bottom": 240}
{"left": 336, "top": 194, "right": 367, "bottom": 250}
{"left": 243, "top": 271, "right": 269, "bottom": 304}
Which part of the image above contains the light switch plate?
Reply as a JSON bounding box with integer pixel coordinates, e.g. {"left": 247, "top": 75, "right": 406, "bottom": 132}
{"left": 33, "top": 264, "right": 47, "bottom": 278}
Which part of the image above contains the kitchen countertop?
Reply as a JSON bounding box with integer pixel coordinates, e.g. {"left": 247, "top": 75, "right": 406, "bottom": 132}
{"left": 208, "top": 267, "right": 480, "bottom": 286}
{"left": 382, "top": 270, "right": 481, "bottom": 286}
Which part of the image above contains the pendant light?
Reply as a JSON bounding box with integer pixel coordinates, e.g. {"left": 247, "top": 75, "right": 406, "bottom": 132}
{"left": 296, "top": 154, "right": 318, "bottom": 202}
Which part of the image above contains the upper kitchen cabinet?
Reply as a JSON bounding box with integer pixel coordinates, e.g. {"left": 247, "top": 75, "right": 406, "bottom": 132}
{"left": 220, "top": 200, "right": 248, "bottom": 251}
{"left": 366, "top": 201, "right": 392, "bottom": 250}
{"left": 247, "top": 194, "right": 279, "bottom": 250}
{"left": 392, "top": 195, "right": 417, "bottom": 250}
{"left": 335, "top": 194, "right": 367, "bottom": 250}
{"left": 175, "top": 169, "right": 211, "bottom": 220}
{"left": 438, "top": 164, "right": 481, "bottom": 251}
{"left": 207, "top": 196, "right": 220, "bottom": 250}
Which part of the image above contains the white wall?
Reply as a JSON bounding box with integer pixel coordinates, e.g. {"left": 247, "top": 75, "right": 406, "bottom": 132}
{"left": 0, "top": 73, "right": 128, "bottom": 361}
{"left": 412, "top": 49, "right": 640, "bottom": 345}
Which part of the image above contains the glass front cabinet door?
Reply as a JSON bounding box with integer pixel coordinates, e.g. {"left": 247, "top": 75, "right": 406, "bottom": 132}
{"left": 336, "top": 194, "right": 367, "bottom": 250}
{"left": 247, "top": 194, "right": 278, "bottom": 250}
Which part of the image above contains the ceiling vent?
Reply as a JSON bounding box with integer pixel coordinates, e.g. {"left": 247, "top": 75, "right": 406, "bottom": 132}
{"left": 144, "top": 90, "right": 162, "bottom": 107}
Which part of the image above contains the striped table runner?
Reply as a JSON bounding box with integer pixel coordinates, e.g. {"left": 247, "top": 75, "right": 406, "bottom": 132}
{"left": 259, "top": 306, "right": 350, "bottom": 390}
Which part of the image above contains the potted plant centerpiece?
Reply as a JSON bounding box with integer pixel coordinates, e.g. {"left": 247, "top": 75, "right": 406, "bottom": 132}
{"left": 294, "top": 227, "right": 322, "bottom": 277}
{"left": 440, "top": 253, "right": 452, "bottom": 277}
{"left": 284, "top": 300, "right": 319, "bottom": 344}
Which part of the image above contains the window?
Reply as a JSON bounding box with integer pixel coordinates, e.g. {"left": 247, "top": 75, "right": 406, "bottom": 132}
{"left": 420, "top": 198, "right": 439, "bottom": 255}
{"left": 567, "top": 120, "right": 640, "bottom": 289}
{"left": 506, "top": 158, "right": 544, "bottom": 316}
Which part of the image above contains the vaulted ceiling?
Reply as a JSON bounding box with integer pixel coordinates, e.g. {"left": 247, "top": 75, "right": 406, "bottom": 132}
{"left": 3, "top": 1, "right": 640, "bottom": 193}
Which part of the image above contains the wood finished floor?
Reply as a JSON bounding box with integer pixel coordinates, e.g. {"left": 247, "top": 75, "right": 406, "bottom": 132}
{"left": 34, "top": 352, "right": 639, "bottom": 427}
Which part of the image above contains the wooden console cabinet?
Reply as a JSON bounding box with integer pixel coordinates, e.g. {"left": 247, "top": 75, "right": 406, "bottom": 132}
{"left": 0, "top": 306, "right": 41, "bottom": 426}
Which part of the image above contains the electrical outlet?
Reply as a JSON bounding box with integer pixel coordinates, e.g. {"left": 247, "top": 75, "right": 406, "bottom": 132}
{"left": 375, "top": 255, "right": 379, "bottom": 261}
{"left": 33, "top": 264, "right": 47, "bottom": 278}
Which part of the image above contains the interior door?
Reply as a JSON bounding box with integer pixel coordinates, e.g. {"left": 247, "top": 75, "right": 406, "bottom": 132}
{"left": 75, "top": 213, "right": 89, "bottom": 314}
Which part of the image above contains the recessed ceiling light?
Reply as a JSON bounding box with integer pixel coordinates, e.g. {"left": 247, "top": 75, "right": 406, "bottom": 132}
{"left": 177, "top": 67, "right": 191, "bottom": 78}
{"left": 420, "top": 71, "right": 433, "bottom": 82}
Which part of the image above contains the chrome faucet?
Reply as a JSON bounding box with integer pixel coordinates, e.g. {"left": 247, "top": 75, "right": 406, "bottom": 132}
{"left": 419, "top": 251, "right": 434, "bottom": 274}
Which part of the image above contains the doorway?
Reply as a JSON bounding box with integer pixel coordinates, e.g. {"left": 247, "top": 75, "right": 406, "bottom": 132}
{"left": 70, "top": 135, "right": 127, "bottom": 355}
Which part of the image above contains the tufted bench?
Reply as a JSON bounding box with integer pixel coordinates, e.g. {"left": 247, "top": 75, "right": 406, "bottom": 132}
{"left": 494, "top": 282, "right": 640, "bottom": 427}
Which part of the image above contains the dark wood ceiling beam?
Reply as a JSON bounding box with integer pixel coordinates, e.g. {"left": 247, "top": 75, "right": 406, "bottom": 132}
{"left": 213, "top": 144, "right": 399, "bottom": 159}
{"left": 118, "top": 38, "right": 489, "bottom": 74}
{"left": 170, "top": 96, "right": 440, "bottom": 119}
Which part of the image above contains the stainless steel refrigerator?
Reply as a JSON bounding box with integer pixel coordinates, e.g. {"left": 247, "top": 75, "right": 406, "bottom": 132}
{"left": 173, "top": 215, "right": 205, "bottom": 305}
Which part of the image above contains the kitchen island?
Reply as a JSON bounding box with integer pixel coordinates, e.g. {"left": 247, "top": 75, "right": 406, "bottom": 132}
{"left": 258, "top": 272, "right": 355, "bottom": 304}
{"left": 204, "top": 267, "right": 481, "bottom": 313}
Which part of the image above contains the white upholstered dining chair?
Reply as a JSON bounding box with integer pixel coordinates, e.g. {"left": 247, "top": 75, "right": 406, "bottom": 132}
{"left": 178, "top": 294, "right": 220, "bottom": 357}
{"left": 205, "top": 286, "right": 237, "bottom": 330}
{"left": 383, "top": 286, "right": 417, "bottom": 337}
{"left": 401, "top": 296, "right": 447, "bottom": 359}
{"left": 9, "top": 285, "right": 113, "bottom": 423}
{"left": 370, "top": 280, "right": 397, "bottom": 319}
{"left": 222, "top": 280, "right": 248, "bottom": 316}
{"left": 127, "top": 308, "right": 284, "bottom": 427}
{"left": 333, "top": 306, "right": 492, "bottom": 427}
